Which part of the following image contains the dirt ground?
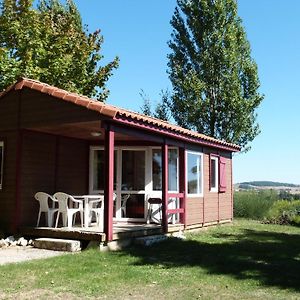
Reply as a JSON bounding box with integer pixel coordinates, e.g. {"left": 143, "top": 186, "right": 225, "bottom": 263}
{"left": 0, "top": 246, "right": 68, "bottom": 265}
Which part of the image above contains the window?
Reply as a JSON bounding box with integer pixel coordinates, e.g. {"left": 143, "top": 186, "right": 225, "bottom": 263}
{"left": 210, "top": 156, "right": 218, "bottom": 192}
{"left": 92, "top": 149, "right": 105, "bottom": 191}
{"left": 122, "top": 150, "right": 145, "bottom": 191}
{"left": 152, "top": 149, "right": 161, "bottom": 190}
{"left": 187, "top": 151, "right": 203, "bottom": 196}
{"left": 0, "top": 141, "right": 3, "bottom": 190}
{"left": 90, "top": 148, "right": 117, "bottom": 193}
{"left": 152, "top": 148, "right": 178, "bottom": 192}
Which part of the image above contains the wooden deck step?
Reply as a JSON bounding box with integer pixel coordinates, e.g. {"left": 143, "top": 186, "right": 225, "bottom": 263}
{"left": 21, "top": 227, "right": 106, "bottom": 242}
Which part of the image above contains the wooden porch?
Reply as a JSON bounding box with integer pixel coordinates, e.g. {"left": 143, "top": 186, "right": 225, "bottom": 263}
{"left": 21, "top": 222, "right": 185, "bottom": 243}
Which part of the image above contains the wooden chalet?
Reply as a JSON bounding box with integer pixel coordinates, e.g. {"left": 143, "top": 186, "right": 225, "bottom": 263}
{"left": 0, "top": 78, "right": 240, "bottom": 242}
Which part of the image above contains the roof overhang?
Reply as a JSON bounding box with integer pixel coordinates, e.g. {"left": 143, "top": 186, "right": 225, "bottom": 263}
{"left": 0, "top": 78, "right": 241, "bottom": 152}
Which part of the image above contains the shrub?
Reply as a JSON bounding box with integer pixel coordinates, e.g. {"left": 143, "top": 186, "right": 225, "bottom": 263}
{"left": 291, "top": 215, "right": 300, "bottom": 226}
{"left": 264, "top": 200, "right": 300, "bottom": 225}
{"left": 234, "top": 190, "right": 278, "bottom": 220}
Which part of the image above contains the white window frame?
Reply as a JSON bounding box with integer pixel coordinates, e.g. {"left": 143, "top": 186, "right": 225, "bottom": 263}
{"left": 0, "top": 141, "right": 3, "bottom": 190}
{"left": 186, "top": 150, "right": 203, "bottom": 197}
{"left": 150, "top": 147, "right": 179, "bottom": 194}
{"left": 89, "top": 146, "right": 104, "bottom": 195}
{"left": 89, "top": 146, "right": 147, "bottom": 221}
{"left": 210, "top": 156, "right": 219, "bottom": 192}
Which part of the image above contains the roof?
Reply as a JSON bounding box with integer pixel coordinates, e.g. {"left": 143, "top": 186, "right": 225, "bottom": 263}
{"left": 0, "top": 78, "right": 240, "bottom": 152}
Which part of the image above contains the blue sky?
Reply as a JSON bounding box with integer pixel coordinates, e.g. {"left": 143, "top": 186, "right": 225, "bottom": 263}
{"left": 73, "top": 0, "right": 300, "bottom": 184}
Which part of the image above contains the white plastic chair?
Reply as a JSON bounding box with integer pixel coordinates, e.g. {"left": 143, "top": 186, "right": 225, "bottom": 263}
{"left": 89, "top": 198, "right": 104, "bottom": 231}
{"left": 34, "top": 192, "right": 58, "bottom": 227}
{"left": 53, "top": 192, "right": 83, "bottom": 228}
{"left": 120, "top": 194, "right": 130, "bottom": 217}
{"left": 89, "top": 194, "right": 117, "bottom": 231}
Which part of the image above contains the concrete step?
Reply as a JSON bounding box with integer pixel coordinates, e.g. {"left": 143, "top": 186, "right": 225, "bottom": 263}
{"left": 134, "top": 234, "right": 168, "bottom": 246}
{"left": 34, "top": 238, "right": 81, "bottom": 252}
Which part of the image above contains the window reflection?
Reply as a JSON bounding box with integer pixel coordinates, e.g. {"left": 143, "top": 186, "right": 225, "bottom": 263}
{"left": 122, "top": 150, "right": 145, "bottom": 191}
{"left": 211, "top": 158, "right": 216, "bottom": 188}
{"left": 187, "top": 152, "right": 202, "bottom": 195}
{"left": 92, "top": 150, "right": 117, "bottom": 191}
{"left": 152, "top": 148, "right": 178, "bottom": 191}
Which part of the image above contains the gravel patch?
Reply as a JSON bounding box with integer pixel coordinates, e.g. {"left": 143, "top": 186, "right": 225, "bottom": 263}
{"left": 0, "top": 246, "right": 68, "bottom": 265}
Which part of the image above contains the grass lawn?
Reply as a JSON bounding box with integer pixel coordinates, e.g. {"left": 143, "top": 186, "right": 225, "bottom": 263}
{"left": 1, "top": 219, "right": 300, "bottom": 299}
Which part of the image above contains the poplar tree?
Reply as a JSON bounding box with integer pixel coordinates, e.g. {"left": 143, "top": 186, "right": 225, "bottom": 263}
{"left": 168, "top": 0, "right": 263, "bottom": 150}
{"left": 0, "top": 0, "right": 119, "bottom": 100}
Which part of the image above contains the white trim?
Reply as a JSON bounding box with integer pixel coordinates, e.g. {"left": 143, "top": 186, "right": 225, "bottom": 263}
{"left": 210, "top": 156, "right": 219, "bottom": 192}
{"left": 0, "top": 141, "right": 3, "bottom": 190}
{"left": 145, "top": 148, "right": 152, "bottom": 219}
{"left": 89, "top": 146, "right": 103, "bottom": 194}
{"left": 115, "top": 148, "right": 122, "bottom": 219}
{"left": 186, "top": 150, "right": 204, "bottom": 197}
{"left": 150, "top": 147, "right": 179, "bottom": 193}
{"left": 89, "top": 145, "right": 180, "bottom": 222}
{"left": 168, "top": 147, "right": 179, "bottom": 193}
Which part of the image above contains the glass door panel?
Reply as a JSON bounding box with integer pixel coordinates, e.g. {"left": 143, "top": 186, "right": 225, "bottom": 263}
{"left": 90, "top": 149, "right": 117, "bottom": 193}
{"left": 121, "top": 194, "right": 145, "bottom": 219}
{"left": 118, "top": 149, "right": 146, "bottom": 219}
{"left": 121, "top": 150, "right": 145, "bottom": 191}
{"left": 151, "top": 148, "right": 179, "bottom": 192}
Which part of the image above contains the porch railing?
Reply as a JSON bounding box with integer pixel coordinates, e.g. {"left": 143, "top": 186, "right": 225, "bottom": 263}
{"left": 165, "top": 192, "right": 185, "bottom": 229}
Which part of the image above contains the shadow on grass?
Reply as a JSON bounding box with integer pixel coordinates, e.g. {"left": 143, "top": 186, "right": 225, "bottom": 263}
{"left": 124, "top": 228, "right": 300, "bottom": 291}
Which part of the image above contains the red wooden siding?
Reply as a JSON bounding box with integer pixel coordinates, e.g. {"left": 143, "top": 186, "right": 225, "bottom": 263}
{"left": 56, "top": 137, "right": 88, "bottom": 194}
{"left": 20, "top": 132, "right": 56, "bottom": 226}
{"left": 0, "top": 93, "right": 19, "bottom": 130}
{"left": 203, "top": 151, "right": 218, "bottom": 222}
{"left": 185, "top": 148, "right": 232, "bottom": 226}
{"left": 219, "top": 156, "right": 232, "bottom": 220}
{"left": 19, "top": 89, "right": 100, "bottom": 128}
{"left": 186, "top": 198, "right": 204, "bottom": 225}
{"left": 0, "top": 131, "right": 18, "bottom": 232}
{"left": 19, "top": 131, "right": 88, "bottom": 227}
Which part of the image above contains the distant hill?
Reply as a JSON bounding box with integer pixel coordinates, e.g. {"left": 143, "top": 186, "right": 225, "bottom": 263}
{"left": 240, "top": 181, "right": 300, "bottom": 187}
{"left": 235, "top": 181, "right": 300, "bottom": 191}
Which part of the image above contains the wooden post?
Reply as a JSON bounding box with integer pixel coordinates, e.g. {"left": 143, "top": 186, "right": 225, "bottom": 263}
{"left": 13, "top": 130, "right": 23, "bottom": 233}
{"left": 104, "top": 125, "right": 115, "bottom": 242}
{"left": 179, "top": 147, "right": 187, "bottom": 227}
{"left": 161, "top": 142, "right": 168, "bottom": 233}
{"left": 13, "top": 90, "right": 23, "bottom": 233}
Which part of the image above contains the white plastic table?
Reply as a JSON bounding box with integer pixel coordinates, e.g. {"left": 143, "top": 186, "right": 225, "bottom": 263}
{"left": 73, "top": 195, "right": 104, "bottom": 228}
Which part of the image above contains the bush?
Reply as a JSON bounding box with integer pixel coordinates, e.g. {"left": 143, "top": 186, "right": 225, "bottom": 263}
{"left": 234, "top": 190, "right": 278, "bottom": 220}
{"left": 291, "top": 215, "right": 300, "bottom": 226}
{"left": 264, "top": 200, "right": 300, "bottom": 225}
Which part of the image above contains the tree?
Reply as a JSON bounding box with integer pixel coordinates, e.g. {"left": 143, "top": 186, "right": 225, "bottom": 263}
{"left": 140, "top": 89, "right": 170, "bottom": 121}
{"left": 0, "top": 0, "right": 119, "bottom": 101}
{"left": 140, "top": 89, "right": 152, "bottom": 116}
{"left": 153, "top": 90, "right": 171, "bottom": 121}
{"left": 168, "top": 0, "right": 263, "bottom": 150}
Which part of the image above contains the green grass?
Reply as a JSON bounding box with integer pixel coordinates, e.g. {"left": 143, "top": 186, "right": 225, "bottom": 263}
{"left": 1, "top": 219, "right": 300, "bottom": 299}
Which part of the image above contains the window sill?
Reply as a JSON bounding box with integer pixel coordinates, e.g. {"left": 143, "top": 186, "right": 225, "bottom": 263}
{"left": 187, "top": 194, "right": 203, "bottom": 198}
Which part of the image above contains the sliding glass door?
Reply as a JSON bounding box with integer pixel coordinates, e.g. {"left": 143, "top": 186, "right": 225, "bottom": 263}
{"left": 89, "top": 146, "right": 179, "bottom": 222}
{"left": 119, "top": 149, "right": 146, "bottom": 220}
{"left": 89, "top": 147, "right": 146, "bottom": 221}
